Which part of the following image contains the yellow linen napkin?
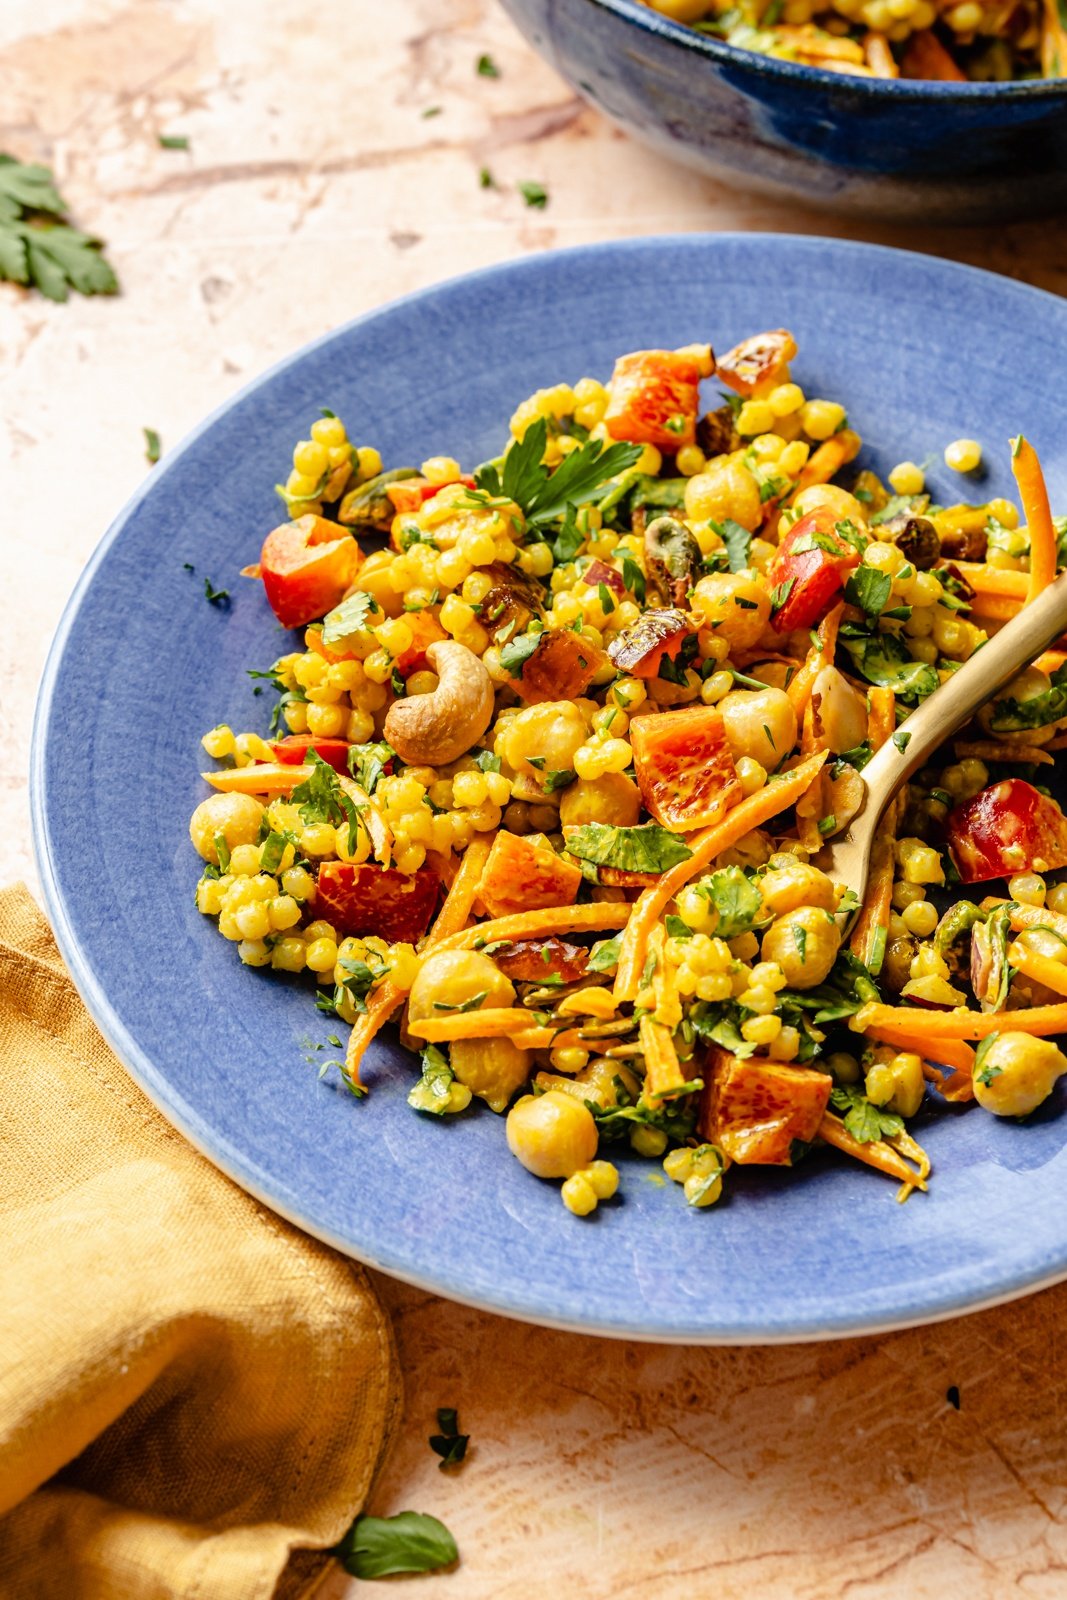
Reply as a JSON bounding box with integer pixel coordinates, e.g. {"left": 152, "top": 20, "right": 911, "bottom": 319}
{"left": 0, "top": 884, "right": 401, "bottom": 1599}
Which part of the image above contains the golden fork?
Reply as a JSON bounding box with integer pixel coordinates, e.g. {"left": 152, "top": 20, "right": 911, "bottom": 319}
{"left": 821, "top": 567, "right": 1067, "bottom": 926}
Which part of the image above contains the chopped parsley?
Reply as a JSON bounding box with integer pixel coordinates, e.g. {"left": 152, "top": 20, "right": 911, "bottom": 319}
{"left": 347, "top": 740, "right": 393, "bottom": 795}
{"left": 334, "top": 1511, "right": 458, "bottom": 1579}
{"left": 291, "top": 750, "right": 363, "bottom": 853}
{"left": 158, "top": 133, "right": 190, "bottom": 149}
{"left": 0, "top": 154, "right": 118, "bottom": 302}
{"left": 830, "top": 1085, "right": 904, "bottom": 1144}
{"left": 565, "top": 821, "right": 692, "bottom": 875}
{"left": 429, "top": 1406, "right": 470, "bottom": 1469}
{"left": 203, "top": 577, "right": 230, "bottom": 607}
{"left": 518, "top": 179, "right": 548, "bottom": 209}
{"left": 543, "top": 768, "right": 576, "bottom": 793}
{"left": 699, "top": 866, "right": 764, "bottom": 941}
{"left": 476, "top": 52, "right": 501, "bottom": 75}
{"left": 892, "top": 730, "right": 912, "bottom": 753}
{"left": 321, "top": 590, "right": 379, "bottom": 647}
{"left": 143, "top": 427, "right": 161, "bottom": 464}
{"left": 843, "top": 564, "right": 892, "bottom": 618}
{"left": 433, "top": 990, "right": 489, "bottom": 1012}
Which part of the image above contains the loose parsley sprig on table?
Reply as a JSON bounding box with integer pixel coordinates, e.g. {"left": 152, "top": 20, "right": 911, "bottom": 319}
{"left": 0, "top": 154, "right": 118, "bottom": 302}
{"left": 474, "top": 416, "right": 641, "bottom": 532}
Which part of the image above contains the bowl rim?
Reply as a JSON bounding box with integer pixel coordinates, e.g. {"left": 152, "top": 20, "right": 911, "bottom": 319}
{"left": 582, "top": 0, "right": 1067, "bottom": 97}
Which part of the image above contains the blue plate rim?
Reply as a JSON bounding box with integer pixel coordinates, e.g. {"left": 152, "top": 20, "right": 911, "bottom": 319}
{"left": 583, "top": 0, "right": 1067, "bottom": 97}
{"left": 30, "top": 231, "right": 1067, "bottom": 1343}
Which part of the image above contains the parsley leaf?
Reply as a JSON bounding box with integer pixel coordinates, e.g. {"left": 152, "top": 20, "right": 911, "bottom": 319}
{"left": 408, "top": 1044, "right": 466, "bottom": 1115}
{"left": 830, "top": 1085, "right": 904, "bottom": 1143}
{"left": 518, "top": 179, "right": 548, "bottom": 208}
{"left": 499, "top": 630, "right": 542, "bottom": 677}
{"left": 621, "top": 554, "right": 646, "bottom": 603}
{"left": 974, "top": 1033, "right": 1003, "bottom": 1087}
{"left": 433, "top": 990, "right": 489, "bottom": 1013}
{"left": 476, "top": 52, "right": 501, "bottom": 75}
{"left": 711, "top": 518, "right": 753, "bottom": 573}
{"left": 769, "top": 577, "right": 795, "bottom": 615}
{"left": 838, "top": 625, "right": 939, "bottom": 703}
{"left": 291, "top": 750, "right": 363, "bottom": 853}
{"left": 429, "top": 1406, "right": 470, "bottom": 1469}
{"left": 699, "top": 866, "right": 764, "bottom": 941}
{"left": 0, "top": 154, "right": 119, "bottom": 302}
{"left": 347, "top": 740, "right": 393, "bottom": 795}
{"left": 143, "top": 427, "right": 161, "bottom": 464}
{"left": 844, "top": 565, "right": 892, "bottom": 618}
{"left": 322, "top": 590, "right": 379, "bottom": 646}
{"left": 544, "top": 768, "right": 576, "bottom": 793}
{"left": 247, "top": 664, "right": 307, "bottom": 734}
{"left": 335, "top": 1511, "right": 458, "bottom": 1579}
{"left": 203, "top": 577, "right": 230, "bottom": 606}
{"left": 565, "top": 822, "right": 692, "bottom": 875}
{"left": 552, "top": 504, "right": 584, "bottom": 565}
{"left": 474, "top": 749, "right": 501, "bottom": 773}
{"left": 587, "top": 934, "right": 622, "bottom": 973}
{"left": 477, "top": 417, "right": 641, "bottom": 532}
{"left": 158, "top": 133, "right": 189, "bottom": 150}
{"left": 479, "top": 165, "right": 495, "bottom": 189}
{"left": 892, "top": 730, "right": 912, "bottom": 753}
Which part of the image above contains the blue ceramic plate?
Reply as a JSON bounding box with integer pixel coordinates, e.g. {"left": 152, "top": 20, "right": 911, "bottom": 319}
{"left": 32, "top": 235, "right": 1067, "bottom": 1342}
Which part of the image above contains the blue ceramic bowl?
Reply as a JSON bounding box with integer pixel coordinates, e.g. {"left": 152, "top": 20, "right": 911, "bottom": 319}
{"left": 500, "top": 0, "right": 1067, "bottom": 220}
{"left": 32, "top": 235, "right": 1067, "bottom": 1342}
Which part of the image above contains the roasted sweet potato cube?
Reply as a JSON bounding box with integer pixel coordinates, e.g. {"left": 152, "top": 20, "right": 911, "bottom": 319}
{"left": 630, "top": 705, "right": 742, "bottom": 831}
{"left": 315, "top": 862, "right": 440, "bottom": 944}
{"left": 477, "top": 832, "right": 582, "bottom": 919}
{"left": 604, "top": 348, "right": 707, "bottom": 452}
{"left": 699, "top": 1046, "right": 831, "bottom": 1165}
{"left": 716, "top": 330, "right": 798, "bottom": 399}
{"left": 516, "top": 628, "right": 609, "bottom": 704}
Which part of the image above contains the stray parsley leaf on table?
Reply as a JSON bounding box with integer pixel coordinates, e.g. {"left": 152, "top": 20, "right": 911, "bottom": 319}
{"left": 0, "top": 153, "right": 118, "bottom": 302}
{"left": 518, "top": 179, "right": 548, "bottom": 209}
{"left": 143, "top": 427, "right": 161, "bottom": 464}
{"left": 429, "top": 1406, "right": 470, "bottom": 1469}
{"left": 334, "top": 1510, "right": 458, "bottom": 1579}
{"left": 476, "top": 52, "right": 500, "bottom": 76}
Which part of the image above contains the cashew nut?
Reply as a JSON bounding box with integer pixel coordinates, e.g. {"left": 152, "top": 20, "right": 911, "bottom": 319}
{"left": 384, "top": 640, "right": 495, "bottom": 765}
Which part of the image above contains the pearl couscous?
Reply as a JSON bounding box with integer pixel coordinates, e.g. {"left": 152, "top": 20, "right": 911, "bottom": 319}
{"left": 191, "top": 327, "right": 1067, "bottom": 1215}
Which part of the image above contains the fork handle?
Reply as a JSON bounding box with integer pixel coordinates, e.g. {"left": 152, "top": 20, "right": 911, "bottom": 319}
{"left": 861, "top": 566, "right": 1067, "bottom": 820}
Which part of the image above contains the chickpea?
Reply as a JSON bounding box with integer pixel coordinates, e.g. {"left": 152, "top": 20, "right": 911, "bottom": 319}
{"left": 501, "top": 701, "right": 588, "bottom": 784}
{"left": 720, "top": 687, "right": 797, "bottom": 771}
{"left": 559, "top": 772, "right": 642, "bottom": 830}
{"left": 189, "top": 792, "right": 265, "bottom": 864}
{"left": 506, "top": 1090, "right": 599, "bottom": 1178}
{"left": 451, "top": 1037, "right": 531, "bottom": 1114}
{"left": 810, "top": 665, "right": 868, "bottom": 755}
{"left": 690, "top": 571, "right": 771, "bottom": 652}
{"left": 355, "top": 549, "right": 404, "bottom": 617}
{"left": 792, "top": 484, "right": 867, "bottom": 524}
{"left": 865, "top": 1051, "right": 925, "bottom": 1117}
{"left": 973, "top": 1034, "right": 1067, "bottom": 1118}
{"left": 407, "top": 950, "right": 514, "bottom": 1023}
{"left": 758, "top": 861, "right": 836, "bottom": 917}
{"left": 761, "top": 904, "right": 840, "bottom": 988}
{"left": 684, "top": 455, "right": 763, "bottom": 532}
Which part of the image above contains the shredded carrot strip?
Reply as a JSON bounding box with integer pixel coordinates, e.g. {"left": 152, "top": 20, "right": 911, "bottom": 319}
{"left": 1007, "top": 941, "right": 1067, "bottom": 999}
{"left": 901, "top": 28, "right": 967, "bottom": 79}
{"left": 953, "top": 741, "right": 1053, "bottom": 766}
{"left": 203, "top": 763, "right": 311, "bottom": 794}
{"left": 408, "top": 1007, "right": 538, "bottom": 1043}
{"left": 1013, "top": 436, "right": 1057, "bottom": 604}
{"left": 864, "top": 30, "right": 899, "bottom": 76}
{"left": 853, "top": 1000, "right": 1067, "bottom": 1039}
{"left": 950, "top": 563, "right": 1026, "bottom": 599}
{"left": 1035, "top": 651, "right": 1067, "bottom": 674}
{"left": 849, "top": 832, "right": 894, "bottom": 971}
{"left": 639, "top": 1016, "right": 686, "bottom": 1104}
{"left": 818, "top": 1112, "right": 926, "bottom": 1187}
{"left": 786, "top": 602, "right": 843, "bottom": 721}
{"left": 436, "top": 901, "right": 630, "bottom": 954}
{"left": 509, "top": 1026, "right": 558, "bottom": 1050}
{"left": 343, "top": 836, "right": 494, "bottom": 1086}
{"left": 790, "top": 429, "right": 862, "bottom": 499}
{"left": 1008, "top": 902, "right": 1067, "bottom": 943}
{"left": 613, "top": 752, "right": 828, "bottom": 1003}
{"left": 857, "top": 1020, "right": 976, "bottom": 1089}
{"left": 867, "top": 686, "right": 896, "bottom": 752}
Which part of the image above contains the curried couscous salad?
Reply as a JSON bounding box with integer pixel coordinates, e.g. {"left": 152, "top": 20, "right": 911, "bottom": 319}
{"left": 641, "top": 0, "right": 1067, "bottom": 81}
{"left": 190, "top": 327, "right": 1067, "bottom": 1217}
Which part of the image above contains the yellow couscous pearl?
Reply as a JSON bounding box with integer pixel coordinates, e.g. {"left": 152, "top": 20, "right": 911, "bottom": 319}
{"left": 778, "top": 440, "right": 810, "bottom": 477}
{"left": 901, "top": 899, "right": 938, "bottom": 938}
{"left": 944, "top": 438, "right": 982, "bottom": 473}
{"left": 306, "top": 937, "right": 339, "bottom": 973}
{"left": 768, "top": 382, "right": 805, "bottom": 417}
{"left": 741, "top": 1013, "right": 782, "bottom": 1045}
{"left": 1009, "top": 873, "right": 1046, "bottom": 907}
{"left": 737, "top": 400, "right": 775, "bottom": 437}
{"left": 800, "top": 399, "right": 846, "bottom": 440}
{"left": 306, "top": 702, "right": 347, "bottom": 737}
{"left": 234, "top": 902, "right": 271, "bottom": 941}
{"left": 201, "top": 724, "right": 235, "bottom": 759}
{"left": 293, "top": 439, "right": 328, "bottom": 478}
{"left": 311, "top": 416, "right": 347, "bottom": 448}
{"left": 736, "top": 757, "right": 767, "bottom": 797}
{"left": 301, "top": 823, "right": 338, "bottom": 858}
{"left": 675, "top": 444, "right": 706, "bottom": 477}
{"left": 228, "top": 843, "right": 261, "bottom": 877}
{"left": 888, "top": 461, "right": 925, "bottom": 496}
{"left": 286, "top": 470, "right": 318, "bottom": 499}
{"left": 271, "top": 937, "right": 307, "bottom": 972}
{"left": 421, "top": 455, "right": 461, "bottom": 485}
{"left": 239, "top": 939, "right": 272, "bottom": 967}
{"left": 356, "top": 445, "right": 382, "bottom": 479}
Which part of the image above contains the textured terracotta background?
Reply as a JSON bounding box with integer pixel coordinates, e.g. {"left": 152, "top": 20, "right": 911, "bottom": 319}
{"left": 4, "top": 4, "right": 1067, "bottom": 1595}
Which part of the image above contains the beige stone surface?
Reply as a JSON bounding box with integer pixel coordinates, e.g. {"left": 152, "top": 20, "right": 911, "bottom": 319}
{"left": 4, "top": 3, "right": 1067, "bottom": 1595}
